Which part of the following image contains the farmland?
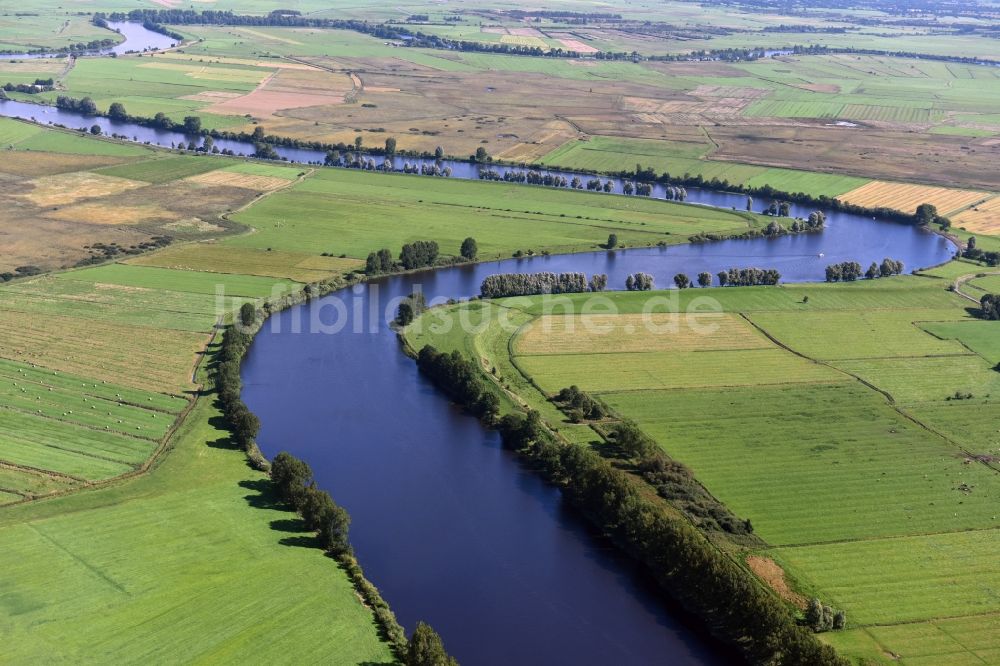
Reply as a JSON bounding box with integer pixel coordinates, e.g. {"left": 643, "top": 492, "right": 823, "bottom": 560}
{"left": 0, "top": 121, "right": 393, "bottom": 661}
{"left": 406, "top": 267, "right": 1000, "bottom": 664}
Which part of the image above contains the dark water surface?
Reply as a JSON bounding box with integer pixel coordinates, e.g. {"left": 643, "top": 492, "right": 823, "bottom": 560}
{"left": 241, "top": 221, "right": 952, "bottom": 664}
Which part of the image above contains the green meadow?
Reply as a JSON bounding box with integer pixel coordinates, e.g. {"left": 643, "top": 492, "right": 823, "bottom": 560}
{"left": 229, "top": 167, "right": 757, "bottom": 258}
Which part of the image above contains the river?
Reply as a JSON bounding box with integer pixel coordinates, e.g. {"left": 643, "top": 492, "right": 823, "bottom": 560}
{"left": 2, "top": 21, "right": 177, "bottom": 59}
{"left": 240, "top": 222, "right": 952, "bottom": 665}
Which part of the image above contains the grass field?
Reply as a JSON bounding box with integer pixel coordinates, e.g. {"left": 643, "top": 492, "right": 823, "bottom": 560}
{"left": 0, "top": 387, "right": 393, "bottom": 664}
{"left": 229, "top": 167, "right": 757, "bottom": 258}
{"left": 408, "top": 272, "right": 1000, "bottom": 665}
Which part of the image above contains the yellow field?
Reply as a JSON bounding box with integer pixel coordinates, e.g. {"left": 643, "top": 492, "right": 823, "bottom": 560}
{"left": 46, "top": 202, "right": 176, "bottom": 226}
{"left": 838, "top": 180, "right": 990, "bottom": 216}
{"left": 0, "top": 309, "right": 205, "bottom": 394}
{"left": 127, "top": 244, "right": 362, "bottom": 282}
{"left": 517, "top": 348, "right": 846, "bottom": 393}
{"left": 0, "top": 152, "right": 133, "bottom": 177}
{"left": 500, "top": 34, "right": 549, "bottom": 49}
{"left": 186, "top": 170, "right": 292, "bottom": 191}
{"left": 953, "top": 194, "right": 1000, "bottom": 234}
{"left": 514, "top": 313, "right": 771, "bottom": 355}
{"left": 20, "top": 172, "right": 146, "bottom": 207}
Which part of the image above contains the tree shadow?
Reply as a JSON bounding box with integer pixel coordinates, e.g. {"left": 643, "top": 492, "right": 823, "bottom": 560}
{"left": 239, "top": 478, "right": 282, "bottom": 510}
{"left": 206, "top": 435, "right": 239, "bottom": 451}
{"left": 279, "top": 534, "right": 321, "bottom": 549}
{"left": 270, "top": 518, "right": 308, "bottom": 533}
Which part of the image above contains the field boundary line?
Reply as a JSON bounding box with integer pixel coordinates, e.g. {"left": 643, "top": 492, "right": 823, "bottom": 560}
{"left": 743, "top": 311, "right": 1000, "bottom": 475}
{"left": 771, "top": 523, "right": 1000, "bottom": 550}
{"left": 27, "top": 522, "right": 130, "bottom": 595}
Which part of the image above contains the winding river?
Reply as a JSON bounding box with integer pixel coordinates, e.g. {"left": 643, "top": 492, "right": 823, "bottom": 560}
{"left": 1, "top": 32, "right": 958, "bottom": 663}
{"left": 241, "top": 223, "right": 952, "bottom": 665}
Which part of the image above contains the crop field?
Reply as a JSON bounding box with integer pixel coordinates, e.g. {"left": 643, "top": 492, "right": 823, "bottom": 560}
{"left": 517, "top": 348, "right": 843, "bottom": 393}
{"left": 838, "top": 180, "right": 990, "bottom": 216}
{"left": 513, "top": 312, "right": 772, "bottom": 355}
{"left": 954, "top": 195, "right": 1000, "bottom": 234}
{"left": 229, "top": 167, "right": 755, "bottom": 258}
{"left": 0, "top": 308, "right": 205, "bottom": 394}
{"left": 0, "top": 275, "right": 246, "bottom": 332}
{"left": 126, "top": 244, "right": 361, "bottom": 283}
{"left": 835, "top": 355, "right": 1000, "bottom": 404}
{"left": 0, "top": 121, "right": 284, "bottom": 273}
{"left": 53, "top": 264, "right": 295, "bottom": 299}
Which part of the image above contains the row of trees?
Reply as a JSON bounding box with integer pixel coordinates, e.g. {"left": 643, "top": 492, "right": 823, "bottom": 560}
{"left": 825, "top": 258, "right": 903, "bottom": 282}
{"left": 490, "top": 411, "right": 846, "bottom": 664}
{"left": 717, "top": 267, "right": 782, "bottom": 286}
{"left": 270, "top": 452, "right": 351, "bottom": 554}
{"left": 366, "top": 240, "right": 450, "bottom": 274}
{"left": 399, "top": 240, "right": 440, "bottom": 270}
{"left": 415, "top": 346, "right": 499, "bottom": 421}
{"left": 479, "top": 272, "right": 598, "bottom": 298}
{"left": 607, "top": 421, "right": 755, "bottom": 535}
{"left": 625, "top": 272, "right": 654, "bottom": 291}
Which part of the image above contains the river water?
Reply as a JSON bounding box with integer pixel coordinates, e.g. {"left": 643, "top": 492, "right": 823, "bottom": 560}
{"left": 1, "top": 31, "right": 957, "bottom": 663}
{"left": 2, "top": 21, "right": 176, "bottom": 59}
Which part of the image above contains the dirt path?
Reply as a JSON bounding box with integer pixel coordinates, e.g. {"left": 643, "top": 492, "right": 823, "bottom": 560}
{"left": 952, "top": 267, "right": 1000, "bottom": 304}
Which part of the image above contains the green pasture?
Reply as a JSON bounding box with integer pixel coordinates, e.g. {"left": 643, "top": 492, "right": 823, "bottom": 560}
{"left": 228, "top": 167, "right": 754, "bottom": 258}
{"left": 773, "top": 528, "right": 1000, "bottom": 625}
{"left": 0, "top": 394, "right": 393, "bottom": 664}
{"left": 540, "top": 136, "right": 869, "bottom": 197}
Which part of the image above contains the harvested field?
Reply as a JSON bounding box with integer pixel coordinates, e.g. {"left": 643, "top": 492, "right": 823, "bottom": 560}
{"left": 127, "top": 244, "right": 361, "bottom": 282}
{"left": 45, "top": 202, "right": 177, "bottom": 226}
{"left": 953, "top": 194, "right": 1000, "bottom": 234}
{"left": 501, "top": 35, "right": 548, "bottom": 49}
{"left": 514, "top": 313, "right": 771, "bottom": 355}
{"left": 0, "top": 152, "right": 134, "bottom": 177}
{"left": 557, "top": 39, "right": 598, "bottom": 54}
{"left": 0, "top": 309, "right": 204, "bottom": 394}
{"left": 837, "top": 180, "right": 990, "bottom": 215}
{"left": 186, "top": 169, "right": 292, "bottom": 192}
{"left": 19, "top": 172, "right": 146, "bottom": 207}
{"left": 203, "top": 68, "right": 352, "bottom": 118}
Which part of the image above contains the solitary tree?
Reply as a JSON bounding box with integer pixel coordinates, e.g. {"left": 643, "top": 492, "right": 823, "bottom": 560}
{"left": 183, "top": 115, "right": 202, "bottom": 134}
{"left": 606, "top": 233, "right": 618, "bottom": 249}
{"left": 385, "top": 137, "right": 397, "bottom": 154}
{"left": 474, "top": 146, "right": 488, "bottom": 162}
{"left": 697, "top": 272, "right": 712, "bottom": 287}
{"left": 239, "top": 302, "right": 256, "bottom": 327}
{"left": 717, "top": 271, "right": 728, "bottom": 287}
{"left": 108, "top": 102, "right": 127, "bottom": 120}
{"left": 354, "top": 135, "right": 363, "bottom": 150}
{"left": 746, "top": 196, "right": 753, "bottom": 212}
{"left": 460, "top": 237, "right": 478, "bottom": 261}
{"left": 915, "top": 203, "right": 938, "bottom": 226}
{"left": 89, "top": 124, "right": 101, "bottom": 136}
{"left": 674, "top": 273, "right": 691, "bottom": 289}
{"left": 434, "top": 146, "right": 444, "bottom": 159}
